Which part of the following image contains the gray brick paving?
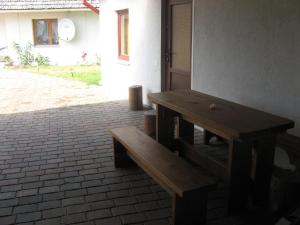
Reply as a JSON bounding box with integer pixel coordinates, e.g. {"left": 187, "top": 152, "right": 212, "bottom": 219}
{"left": 0, "top": 98, "right": 176, "bottom": 225}
{"left": 0, "top": 72, "right": 229, "bottom": 225}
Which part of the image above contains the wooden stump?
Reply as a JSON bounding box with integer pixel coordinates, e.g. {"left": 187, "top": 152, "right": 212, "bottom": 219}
{"left": 128, "top": 85, "right": 143, "bottom": 111}
{"left": 144, "top": 110, "right": 156, "bottom": 139}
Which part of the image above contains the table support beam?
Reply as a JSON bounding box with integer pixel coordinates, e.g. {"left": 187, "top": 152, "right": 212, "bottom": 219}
{"left": 177, "top": 118, "right": 194, "bottom": 145}
{"left": 228, "top": 139, "right": 252, "bottom": 215}
{"left": 252, "top": 135, "right": 276, "bottom": 204}
{"left": 156, "top": 105, "right": 177, "bottom": 150}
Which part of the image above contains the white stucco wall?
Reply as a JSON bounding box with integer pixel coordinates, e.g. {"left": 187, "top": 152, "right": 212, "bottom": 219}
{"left": 1, "top": 10, "right": 99, "bottom": 65}
{"left": 0, "top": 14, "right": 7, "bottom": 49}
{"left": 99, "top": 0, "right": 161, "bottom": 101}
{"left": 192, "top": 0, "right": 300, "bottom": 136}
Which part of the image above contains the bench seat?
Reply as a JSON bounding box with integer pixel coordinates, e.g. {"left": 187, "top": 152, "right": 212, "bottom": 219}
{"left": 111, "top": 126, "right": 216, "bottom": 225}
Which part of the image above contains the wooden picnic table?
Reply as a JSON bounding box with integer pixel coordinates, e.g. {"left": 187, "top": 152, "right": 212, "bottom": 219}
{"left": 148, "top": 90, "right": 294, "bottom": 214}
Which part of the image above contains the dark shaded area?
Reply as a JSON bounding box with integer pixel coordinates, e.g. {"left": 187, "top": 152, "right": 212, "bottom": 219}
{"left": 0, "top": 100, "right": 298, "bottom": 224}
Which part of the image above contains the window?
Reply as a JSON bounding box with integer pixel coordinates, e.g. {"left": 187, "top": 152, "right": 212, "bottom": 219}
{"left": 33, "top": 19, "right": 59, "bottom": 46}
{"left": 117, "top": 9, "right": 129, "bottom": 60}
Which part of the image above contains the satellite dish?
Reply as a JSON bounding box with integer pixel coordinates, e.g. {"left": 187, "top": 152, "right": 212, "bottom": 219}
{"left": 58, "top": 18, "right": 76, "bottom": 41}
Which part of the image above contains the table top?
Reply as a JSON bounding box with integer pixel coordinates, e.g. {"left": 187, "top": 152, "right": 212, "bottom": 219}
{"left": 148, "top": 90, "right": 294, "bottom": 140}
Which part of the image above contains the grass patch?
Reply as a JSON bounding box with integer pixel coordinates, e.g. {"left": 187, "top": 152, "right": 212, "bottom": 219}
{"left": 11, "top": 65, "right": 101, "bottom": 85}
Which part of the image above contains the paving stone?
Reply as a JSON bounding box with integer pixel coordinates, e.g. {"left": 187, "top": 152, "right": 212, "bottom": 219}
{"left": 121, "top": 213, "right": 146, "bottom": 224}
{"left": 61, "top": 213, "right": 86, "bottom": 224}
{"left": 62, "top": 197, "right": 85, "bottom": 207}
{"left": 135, "top": 201, "right": 160, "bottom": 212}
{"left": 65, "top": 188, "right": 87, "bottom": 198}
{"left": 0, "top": 215, "right": 16, "bottom": 225}
{"left": 1, "top": 184, "right": 22, "bottom": 192}
{"left": 0, "top": 198, "right": 18, "bottom": 208}
{"left": 35, "top": 218, "right": 61, "bottom": 225}
{"left": 87, "top": 209, "right": 112, "bottom": 220}
{"left": 16, "top": 211, "right": 41, "bottom": 223}
{"left": 0, "top": 179, "right": 18, "bottom": 186}
{"left": 18, "top": 195, "right": 42, "bottom": 205}
{"left": 39, "top": 186, "right": 60, "bottom": 194}
{"left": 2, "top": 168, "right": 21, "bottom": 174}
{"left": 19, "top": 176, "right": 39, "bottom": 184}
{"left": 95, "top": 217, "right": 122, "bottom": 225}
{"left": 107, "top": 190, "right": 129, "bottom": 199}
{"left": 111, "top": 205, "right": 136, "bottom": 216}
{"left": 137, "top": 193, "right": 160, "bottom": 202}
{"left": 144, "top": 219, "right": 171, "bottom": 225}
{"left": 22, "top": 181, "right": 43, "bottom": 190}
{"left": 42, "top": 207, "right": 66, "bottom": 219}
{"left": 87, "top": 185, "right": 109, "bottom": 194}
{"left": 145, "top": 208, "right": 171, "bottom": 220}
{"left": 89, "top": 200, "right": 115, "bottom": 210}
{"left": 0, "top": 191, "right": 16, "bottom": 200}
{"left": 14, "top": 204, "right": 37, "bottom": 214}
{"left": 72, "top": 222, "right": 94, "bottom": 225}
{"left": 43, "top": 192, "right": 64, "bottom": 201}
{"left": 114, "top": 197, "right": 138, "bottom": 206}
{"left": 82, "top": 179, "right": 102, "bottom": 188}
{"left": 16, "top": 188, "right": 38, "bottom": 197}
{"left": 67, "top": 203, "right": 91, "bottom": 214}
{"left": 40, "top": 173, "right": 59, "bottom": 181}
{"left": 38, "top": 200, "right": 61, "bottom": 210}
{"left": 61, "top": 182, "right": 81, "bottom": 191}
{"left": 44, "top": 179, "right": 64, "bottom": 186}
{"left": 65, "top": 176, "right": 84, "bottom": 183}
{"left": 0, "top": 207, "right": 12, "bottom": 217}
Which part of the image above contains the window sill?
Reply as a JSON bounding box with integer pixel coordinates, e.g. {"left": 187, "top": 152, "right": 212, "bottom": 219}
{"left": 33, "top": 45, "right": 59, "bottom": 48}
{"left": 117, "top": 59, "right": 130, "bottom": 66}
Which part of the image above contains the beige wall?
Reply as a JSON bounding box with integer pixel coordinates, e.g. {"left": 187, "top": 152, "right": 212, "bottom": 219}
{"left": 99, "top": 0, "right": 161, "bottom": 101}
{"left": 192, "top": 0, "right": 300, "bottom": 136}
{"left": 1, "top": 10, "right": 99, "bottom": 65}
{"left": 0, "top": 14, "right": 7, "bottom": 48}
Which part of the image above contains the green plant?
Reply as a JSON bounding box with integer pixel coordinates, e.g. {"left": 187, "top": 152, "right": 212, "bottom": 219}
{"left": 35, "top": 54, "right": 50, "bottom": 66}
{"left": 13, "top": 42, "right": 34, "bottom": 66}
{"left": 4, "top": 56, "right": 13, "bottom": 66}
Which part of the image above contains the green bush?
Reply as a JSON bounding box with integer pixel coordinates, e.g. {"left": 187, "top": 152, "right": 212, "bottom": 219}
{"left": 35, "top": 54, "right": 50, "bottom": 66}
{"left": 4, "top": 56, "right": 13, "bottom": 66}
{"left": 0, "top": 55, "right": 13, "bottom": 66}
{"left": 13, "top": 42, "right": 34, "bottom": 66}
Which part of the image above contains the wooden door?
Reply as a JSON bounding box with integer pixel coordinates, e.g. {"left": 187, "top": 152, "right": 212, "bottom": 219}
{"left": 165, "top": 0, "right": 192, "bottom": 91}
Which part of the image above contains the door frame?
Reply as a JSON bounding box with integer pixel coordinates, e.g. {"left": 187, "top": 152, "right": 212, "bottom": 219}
{"left": 161, "top": 0, "right": 193, "bottom": 92}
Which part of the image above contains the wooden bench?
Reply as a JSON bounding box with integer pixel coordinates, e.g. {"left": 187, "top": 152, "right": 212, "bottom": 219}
{"left": 111, "top": 126, "right": 216, "bottom": 225}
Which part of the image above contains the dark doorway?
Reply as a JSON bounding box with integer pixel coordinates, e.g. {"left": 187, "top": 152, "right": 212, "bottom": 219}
{"left": 162, "top": 0, "right": 192, "bottom": 91}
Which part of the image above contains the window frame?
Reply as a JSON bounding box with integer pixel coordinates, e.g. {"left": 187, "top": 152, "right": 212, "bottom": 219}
{"left": 32, "top": 19, "right": 59, "bottom": 46}
{"left": 117, "top": 9, "right": 129, "bottom": 61}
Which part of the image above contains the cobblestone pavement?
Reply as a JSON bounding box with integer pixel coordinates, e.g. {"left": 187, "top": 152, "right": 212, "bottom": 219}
{"left": 0, "top": 70, "right": 173, "bottom": 225}
{"left": 0, "top": 70, "right": 226, "bottom": 225}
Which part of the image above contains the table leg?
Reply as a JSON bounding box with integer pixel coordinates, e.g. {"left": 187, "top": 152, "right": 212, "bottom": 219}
{"left": 156, "top": 104, "right": 177, "bottom": 150}
{"left": 178, "top": 118, "right": 194, "bottom": 145}
{"left": 252, "top": 135, "right": 276, "bottom": 204}
{"left": 228, "top": 139, "right": 252, "bottom": 215}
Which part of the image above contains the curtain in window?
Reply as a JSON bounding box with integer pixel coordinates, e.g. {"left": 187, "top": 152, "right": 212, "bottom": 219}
{"left": 35, "top": 20, "right": 49, "bottom": 45}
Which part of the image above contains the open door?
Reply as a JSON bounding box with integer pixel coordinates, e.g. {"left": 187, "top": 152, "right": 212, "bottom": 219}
{"left": 163, "top": 0, "right": 192, "bottom": 91}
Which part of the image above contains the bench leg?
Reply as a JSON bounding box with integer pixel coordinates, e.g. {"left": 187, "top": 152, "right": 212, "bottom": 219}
{"left": 113, "top": 138, "right": 133, "bottom": 168}
{"left": 172, "top": 192, "right": 207, "bottom": 225}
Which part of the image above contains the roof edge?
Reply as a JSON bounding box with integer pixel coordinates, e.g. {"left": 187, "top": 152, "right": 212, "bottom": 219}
{"left": 0, "top": 8, "right": 92, "bottom": 13}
